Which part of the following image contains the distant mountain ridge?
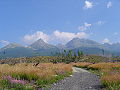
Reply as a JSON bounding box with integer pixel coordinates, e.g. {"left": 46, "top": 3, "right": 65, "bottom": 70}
{"left": 66, "top": 38, "right": 102, "bottom": 49}
{"left": 1, "top": 38, "right": 120, "bottom": 59}
{"left": 0, "top": 43, "right": 36, "bottom": 59}
{"left": 0, "top": 43, "right": 24, "bottom": 50}
{"left": 102, "top": 43, "right": 120, "bottom": 52}
{"left": 0, "top": 39, "right": 59, "bottom": 59}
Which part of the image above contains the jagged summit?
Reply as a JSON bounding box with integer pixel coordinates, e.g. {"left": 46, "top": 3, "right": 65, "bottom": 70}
{"left": 29, "top": 39, "right": 58, "bottom": 50}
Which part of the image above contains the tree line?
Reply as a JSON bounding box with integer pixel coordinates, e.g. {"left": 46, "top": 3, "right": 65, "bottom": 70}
{"left": 52, "top": 50, "right": 84, "bottom": 63}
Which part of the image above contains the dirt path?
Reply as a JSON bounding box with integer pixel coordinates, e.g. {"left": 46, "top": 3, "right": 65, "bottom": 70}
{"left": 43, "top": 67, "right": 102, "bottom": 90}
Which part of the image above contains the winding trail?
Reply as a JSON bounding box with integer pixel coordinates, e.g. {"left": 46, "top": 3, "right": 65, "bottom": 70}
{"left": 44, "top": 67, "right": 102, "bottom": 90}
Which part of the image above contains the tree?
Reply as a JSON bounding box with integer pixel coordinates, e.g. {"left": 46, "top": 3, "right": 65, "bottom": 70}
{"left": 81, "top": 51, "right": 84, "bottom": 56}
{"left": 78, "top": 50, "right": 83, "bottom": 59}
{"left": 67, "top": 50, "right": 73, "bottom": 58}
{"left": 78, "top": 50, "right": 81, "bottom": 57}
{"left": 64, "top": 50, "right": 67, "bottom": 57}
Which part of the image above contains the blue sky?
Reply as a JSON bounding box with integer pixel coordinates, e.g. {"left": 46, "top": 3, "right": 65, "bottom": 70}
{"left": 0, "top": 0, "right": 120, "bottom": 47}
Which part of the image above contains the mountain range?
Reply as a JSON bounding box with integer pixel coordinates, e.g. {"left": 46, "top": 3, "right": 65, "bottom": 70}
{"left": 0, "top": 38, "right": 120, "bottom": 59}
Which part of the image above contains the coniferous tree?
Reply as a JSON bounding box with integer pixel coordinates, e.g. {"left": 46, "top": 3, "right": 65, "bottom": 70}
{"left": 78, "top": 50, "right": 84, "bottom": 59}
{"left": 78, "top": 50, "right": 81, "bottom": 57}
{"left": 73, "top": 52, "right": 77, "bottom": 62}
{"left": 69, "top": 50, "right": 73, "bottom": 58}
{"left": 64, "top": 50, "right": 67, "bottom": 57}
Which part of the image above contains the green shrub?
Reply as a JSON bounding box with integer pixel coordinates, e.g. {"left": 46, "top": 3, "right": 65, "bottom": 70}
{"left": 102, "top": 81, "right": 120, "bottom": 90}
{"left": 11, "top": 73, "right": 39, "bottom": 81}
{"left": 35, "top": 75, "right": 64, "bottom": 88}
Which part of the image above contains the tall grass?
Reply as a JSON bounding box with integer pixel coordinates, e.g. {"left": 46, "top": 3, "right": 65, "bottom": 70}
{"left": 88, "top": 62, "right": 120, "bottom": 70}
{"left": 101, "top": 73, "right": 120, "bottom": 90}
{"left": 0, "top": 63, "right": 72, "bottom": 89}
{"left": 73, "top": 62, "right": 92, "bottom": 68}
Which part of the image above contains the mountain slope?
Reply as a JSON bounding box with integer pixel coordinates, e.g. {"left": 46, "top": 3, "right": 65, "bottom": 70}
{"left": 0, "top": 43, "right": 36, "bottom": 59}
{"left": 56, "top": 44, "right": 66, "bottom": 50}
{"left": 72, "top": 46, "right": 112, "bottom": 56}
{"left": 102, "top": 43, "right": 120, "bottom": 52}
{"left": 29, "top": 39, "right": 59, "bottom": 56}
{"left": 30, "top": 39, "right": 58, "bottom": 50}
{"left": 66, "top": 38, "right": 102, "bottom": 49}
{"left": 0, "top": 43, "right": 23, "bottom": 50}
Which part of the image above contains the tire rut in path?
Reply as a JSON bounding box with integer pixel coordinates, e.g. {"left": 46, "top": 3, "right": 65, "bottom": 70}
{"left": 43, "top": 67, "right": 102, "bottom": 90}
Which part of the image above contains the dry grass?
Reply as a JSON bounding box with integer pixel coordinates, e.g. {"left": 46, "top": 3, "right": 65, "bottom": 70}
{"left": 101, "top": 73, "right": 120, "bottom": 83}
{"left": 88, "top": 62, "right": 120, "bottom": 70}
{"left": 72, "top": 62, "right": 92, "bottom": 68}
{"left": 101, "top": 72, "right": 120, "bottom": 90}
{"left": 0, "top": 63, "right": 72, "bottom": 89}
{"left": 0, "top": 63, "right": 72, "bottom": 80}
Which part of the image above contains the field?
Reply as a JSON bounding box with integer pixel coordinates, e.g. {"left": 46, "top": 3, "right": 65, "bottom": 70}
{"left": 0, "top": 63, "right": 72, "bottom": 90}
{"left": 0, "top": 55, "right": 120, "bottom": 90}
{"left": 74, "top": 62, "right": 120, "bottom": 90}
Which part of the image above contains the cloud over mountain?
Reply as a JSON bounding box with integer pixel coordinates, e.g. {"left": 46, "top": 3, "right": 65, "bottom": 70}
{"left": 23, "top": 30, "right": 88, "bottom": 45}
{"left": 23, "top": 31, "right": 49, "bottom": 44}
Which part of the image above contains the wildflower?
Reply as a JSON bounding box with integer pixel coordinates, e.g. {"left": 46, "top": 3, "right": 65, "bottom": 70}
{"left": 2, "top": 75, "right": 27, "bottom": 85}
{"left": 10, "top": 79, "right": 27, "bottom": 85}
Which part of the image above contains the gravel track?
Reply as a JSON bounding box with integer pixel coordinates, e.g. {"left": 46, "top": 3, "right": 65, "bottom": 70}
{"left": 43, "top": 67, "right": 102, "bottom": 90}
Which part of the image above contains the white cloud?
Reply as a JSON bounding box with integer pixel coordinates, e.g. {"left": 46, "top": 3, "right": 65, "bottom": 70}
{"left": 0, "top": 40, "right": 10, "bottom": 46}
{"left": 102, "top": 38, "right": 110, "bottom": 43}
{"left": 23, "top": 31, "right": 49, "bottom": 44}
{"left": 51, "top": 30, "right": 88, "bottom": 44}
{"left": 96, "top": 21, "right": 106, "bottom": 25}
{"left": 78, "top": 22, "right": 92, "bottom": 31}
{"left": 78, "top": 21, "right": 106, "bottom": 31}
{"left": 84, "top": 22, "right": 92, "bottom": 27}
{"left": 107, "top": 1, "right": 112, "bottom": 8}
{"left": 23, "top": 30, "right": 88, "bottom": 44}
{"left": 84, "top": 1, "right": 93, "bottom": 9}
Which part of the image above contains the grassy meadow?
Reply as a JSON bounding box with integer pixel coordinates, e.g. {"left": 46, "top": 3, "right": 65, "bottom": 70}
{"left": 0, "top": 63, "right": 72, "bottom": 90}
{"left": 0, "top": 55, "right": 120, "bottom": 90}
